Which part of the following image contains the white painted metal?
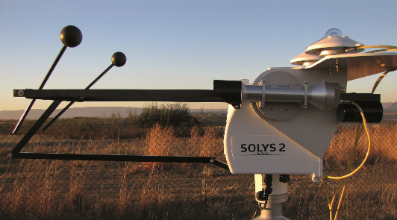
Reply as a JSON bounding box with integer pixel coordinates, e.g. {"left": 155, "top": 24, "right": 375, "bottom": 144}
{"left": 253, "top": 202, "right": 289, "bottom": 220}
{"left": 305, "top": 35, "right": 363, "bottom": 56}
{"left": 251, "top": 68, "right": 347, "bottom": 159}
{"left": 303, "top": 52, "right": 397, "bottom": 81}
{"left": 290, "top": 52, "right": 321, "bottom": 66}
{"left": 224, "top": 67, "right": 346, "bottom": 181}
{"left": 223, "top": 29, "right": 397, "bottom": 220}
{"left": 224, "top": 101, "right": 324, "bottom": 180}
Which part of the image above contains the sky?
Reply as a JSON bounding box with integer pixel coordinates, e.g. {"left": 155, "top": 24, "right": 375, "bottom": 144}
{"left": 1, "top": 0, "right": 396, "bottom": 111}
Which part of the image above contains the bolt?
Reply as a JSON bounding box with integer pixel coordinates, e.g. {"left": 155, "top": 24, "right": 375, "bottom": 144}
{"left": 18, "top": 90, "right": 24, "bottom": 96}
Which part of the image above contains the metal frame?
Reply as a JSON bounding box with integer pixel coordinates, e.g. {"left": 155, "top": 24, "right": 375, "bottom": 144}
{"left": 10, "top": 88, "right": 229, "bottom": 170}
{"left": 10, "top": 152, "right": 229, "bottom": 170}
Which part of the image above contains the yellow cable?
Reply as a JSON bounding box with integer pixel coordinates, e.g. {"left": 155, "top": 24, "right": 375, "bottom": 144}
{"left": 321, "top": 179, "right": 334, "bottom": 220}
{"left": 366, "top": 48, "right": 397, "bottom": 53}
{"left": 352, "top": 45, "right": 397, "bottom": 53}
{"left": 332, "top": 125, "right": 363, "bottom": 217}
{"left": 322, "top": 105, "right": 368, "bottom": 220}
{"left": 325, "top": 102, "right": 371, "bottom": 180}
{"left": 334, "top": 183, "right": 347, "bottom": 220}
{"left": 372, "top": 70, "right": 390, "bottom": 93}
{"left": 347, "top": 45, "right": 397, "bottom": 53}
{"left": 356, "top": 45, "right": 397, "bottom": 50}
{"left": 322, "top": 59, "right": 386, "bottom": 218}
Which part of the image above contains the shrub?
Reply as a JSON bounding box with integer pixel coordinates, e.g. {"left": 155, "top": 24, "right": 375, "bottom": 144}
{"left": 138, "top": 103, "right": 199, "bottom": 133}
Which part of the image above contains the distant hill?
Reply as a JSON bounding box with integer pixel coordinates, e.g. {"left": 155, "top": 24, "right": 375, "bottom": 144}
{"left": 0, "top": 107, "right": 142, "bottom": 120}
{"left": 0, "top": 107, "right": 227, "bottom": 120}
{"left": 383, "top": 102, "right": 397, "bottom": 112}
{"left": 1, "top": 102, "right": 396, "bottom": 120}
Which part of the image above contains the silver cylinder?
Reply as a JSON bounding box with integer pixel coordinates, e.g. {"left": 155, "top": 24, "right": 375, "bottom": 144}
{"left": 263, "top": 87, "right": 305, "bottom": 103}
{"left": 242, "top": 82, "right": 341, "bottom": 110}
{"left": 308, "top": 82, "right": 342, "bottom": 110}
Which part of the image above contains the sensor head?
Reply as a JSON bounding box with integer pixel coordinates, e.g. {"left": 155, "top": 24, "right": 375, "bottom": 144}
{"left": 305, "top": 29, "right": 363, "bottom": 56}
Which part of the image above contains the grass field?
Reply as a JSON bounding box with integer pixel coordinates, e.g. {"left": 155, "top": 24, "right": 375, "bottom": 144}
{"left": 0, "top": 118, "right": 396, "bottom": 220}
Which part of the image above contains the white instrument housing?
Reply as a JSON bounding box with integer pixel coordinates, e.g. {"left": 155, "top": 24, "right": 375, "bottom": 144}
{"left": 224, "top": 51, "right": 396, "bottom": 182}
{"left": 224, "top": 68, "right": 347, "bottom": 182}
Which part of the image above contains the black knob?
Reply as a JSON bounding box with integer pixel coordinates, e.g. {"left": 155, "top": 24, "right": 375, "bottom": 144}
{"left": 111, "top": 52, "right": 126, "bottom": 67}
{"left": 60, "top": 25, "right": 83, "bottom": 48}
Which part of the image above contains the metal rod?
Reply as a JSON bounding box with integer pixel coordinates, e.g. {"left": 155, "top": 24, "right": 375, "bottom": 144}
{"left": 42, "top": 64, "right": 115, "bottom": 131}
{"left": 10, "top": 152, "right": 230, "bottom": 170}
{"left": 14, "top": 89, "right": 223, "bottom": 102}
{"left": 12, "top": 46, "right": 67, "bottom": 134}
{"left": 42, "top": 101, "right": 73, "bottom": 131}
{"left": 213, "top": 159, "right": 230, "bottom": 170}
{"left": 11, "top": 101, "right": 61, "bottom": 153}
{"left": 86, "top": 64, "right": 114, "bottom": 89}
{"left": 12, "top": 99, "right": 36, "bottom": 134}
{"left": 39, "top": 46, "right": 67, "bottom": 89}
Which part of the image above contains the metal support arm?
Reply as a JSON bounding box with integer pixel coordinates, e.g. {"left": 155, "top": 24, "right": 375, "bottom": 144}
{"left": 14, "top": 89, "right": 224, "bottom": 102}
{"left": 8, "top": 152, "right": 229, "bottom": 170}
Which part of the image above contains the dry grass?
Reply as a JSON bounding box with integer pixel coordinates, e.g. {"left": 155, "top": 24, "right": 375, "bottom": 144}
{"left": 0, "top": 122, "right": 396, "bottom": 219}
{"left": 143, "top": 124, "right": 176, "bottom": 171}
{"left": 324, "top": 122, "right": 397, "bottom": 169}
{"left": 199, "top": 127, "right": 223, "bottom": 158}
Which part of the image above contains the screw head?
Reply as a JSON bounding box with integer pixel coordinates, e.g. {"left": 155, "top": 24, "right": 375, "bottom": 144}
{"left": 111, "top": 52, "right": 126, "bottom": 67}
{"left": 60, "top": 25, "right": 83, "bottom": 48}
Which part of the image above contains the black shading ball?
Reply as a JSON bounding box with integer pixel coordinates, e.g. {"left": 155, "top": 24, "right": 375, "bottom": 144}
{"left": 60, "top": 25, "right": 83, "bottom": 48}
{"left": 111, "top": 52, "right": 126, "bottom": 67}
